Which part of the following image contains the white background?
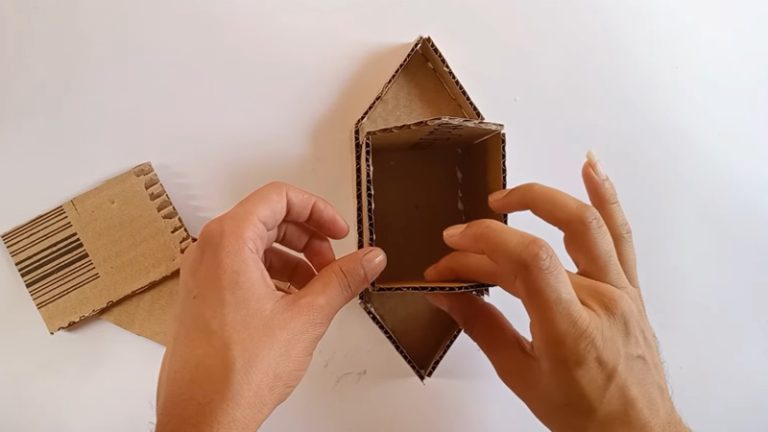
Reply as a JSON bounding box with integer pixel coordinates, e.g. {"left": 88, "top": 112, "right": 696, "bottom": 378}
{"left": 1, "top": 1, "right": 767, "bottom": 431}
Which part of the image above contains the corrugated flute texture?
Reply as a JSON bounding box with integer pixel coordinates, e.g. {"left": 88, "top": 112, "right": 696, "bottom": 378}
{"left": 354, "top": 36, "right": 507, "bottom": 379}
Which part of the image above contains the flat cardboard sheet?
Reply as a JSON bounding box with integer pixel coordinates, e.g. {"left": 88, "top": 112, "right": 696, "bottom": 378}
{"left": 1, "top": 163, "right": 191, "bottom": 332}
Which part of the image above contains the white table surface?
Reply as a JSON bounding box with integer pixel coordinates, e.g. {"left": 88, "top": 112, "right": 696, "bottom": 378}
{"left": 1, "top": 1, "right": 766, "bottom": 431}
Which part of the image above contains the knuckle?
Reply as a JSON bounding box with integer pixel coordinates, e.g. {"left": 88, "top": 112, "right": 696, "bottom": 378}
{"left": 521, "top": 182, "right": 543, "bottom": 193}
{"left": 331, "top": 264, "right": 363, "bottom": 300}
{"left": 577, "top": 205, "right": 606, "bottom": 232}
{"left": 616, "top": 220, "right": 634, "bottom": 242}
{"left": 523, "top": 238, "right": 559, "bottom": 274}
{"left": 601, "top": 290, "right": 634, "bottom": 317}
{"left": 198, "top": 217, "right": 226, "bottom": 242}
{"left": 263, "top": 180, "right": 288, "bottom": 191}
{"left": 470, "top": 218, "right": 500, "bottom": 232}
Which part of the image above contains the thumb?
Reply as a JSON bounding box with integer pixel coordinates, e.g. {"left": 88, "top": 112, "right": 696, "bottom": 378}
{"left": 427, "top": 293, "right": 534, "bottom": 391}
{"left": 296, "top": 247, "right": 386, "bottom": 318}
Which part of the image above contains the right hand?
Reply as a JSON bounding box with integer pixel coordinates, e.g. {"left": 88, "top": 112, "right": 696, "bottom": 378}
{"left": 425, "top": 157, "right": 688, "bottom": 432}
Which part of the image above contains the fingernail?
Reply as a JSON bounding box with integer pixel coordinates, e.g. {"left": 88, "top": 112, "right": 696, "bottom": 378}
{"left": 488, "top": 189, "right": 508, "bottom": 202}
{"left": 443, "top": 224, "right": 467, "bottom": 238}
{"left": 361, "top": 247, "right": 387, "bottom": 282}
{"left": 586, "top": 149, "right": 607, "bottom": 179}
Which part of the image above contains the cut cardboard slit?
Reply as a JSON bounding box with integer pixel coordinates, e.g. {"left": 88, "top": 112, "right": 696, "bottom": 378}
{"left": 355, "top": 36, "right": 507, "bottom": 378}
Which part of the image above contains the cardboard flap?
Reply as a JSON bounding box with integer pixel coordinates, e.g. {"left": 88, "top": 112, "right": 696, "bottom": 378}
{"left": 1, "top": 163, "right": 191, "bottom": 332}
{"left": 100, "top": 273, "right": 180, "bottom": 345}
{"left": 361, "top": 291, "right": 462, "bottom": 379}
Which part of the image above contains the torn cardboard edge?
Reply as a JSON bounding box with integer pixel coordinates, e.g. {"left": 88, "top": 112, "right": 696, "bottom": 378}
{"left": 353, "top": 36, "right": 508, "bottom": 379}
{"left": 1, "top": 162, "right": 191, "bottom": 332}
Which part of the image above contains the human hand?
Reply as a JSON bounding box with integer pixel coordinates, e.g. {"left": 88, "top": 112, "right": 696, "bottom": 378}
{"left": 425, "top": 154, "right": 688, "bottom": 432}
{"left": 155, "top": 182, "right": 386, "bottom": 432}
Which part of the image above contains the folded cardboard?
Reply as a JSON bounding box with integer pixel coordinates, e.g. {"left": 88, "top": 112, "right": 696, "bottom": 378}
{"left": 1, "top": 163, "right": 191, "bottom": 332}
{"left": 100, "top": 273, "right": 180, "bottom": 345}
{"left": 355, "top": 36, "right": 507, "bottom": 378}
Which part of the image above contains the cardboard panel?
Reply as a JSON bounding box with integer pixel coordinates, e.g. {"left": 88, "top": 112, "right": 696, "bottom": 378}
{"left": 354, "top": 36, "right": 505, "bottom": 378}
{"left": 1, "top": 163, "right": 191, "bottom": 332}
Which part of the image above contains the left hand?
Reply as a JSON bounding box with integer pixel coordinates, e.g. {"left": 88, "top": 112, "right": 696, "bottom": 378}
{"left": 156, "top": 182, "right": 386, "bottom": 432}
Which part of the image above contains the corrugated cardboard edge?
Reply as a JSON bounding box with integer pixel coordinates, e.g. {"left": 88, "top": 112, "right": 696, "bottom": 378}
{"left": 363, "top": 116, "right": 505, "bottom": 292}
{"left": 130, "top": 163, "right": 194, "bottom": 256}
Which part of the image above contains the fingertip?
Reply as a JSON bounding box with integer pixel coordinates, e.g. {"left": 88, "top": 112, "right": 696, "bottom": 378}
{"left": 423, "top": 263, "right": 441, "bottom": 281}
{"left": 488, "top": 189, "right": 509, "bottom": 204}
{"left": 585, "top": 149, "right": 607, "bottom": 180}
{"left": 338, "top": 216, "right": 351, "bottom": 237}
{"left": 327, "top": 215, "right": 350, "bottom": 240}
{"left": 425, "top": 292, "right": 451, "bottom": 312}
{"left": 443, "top": 223, "right": 467, "bottom": 240}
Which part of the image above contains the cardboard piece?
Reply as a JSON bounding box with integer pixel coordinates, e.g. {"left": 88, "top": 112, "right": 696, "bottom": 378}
{"left": 355, "top": 36, "right": 507, "bottom": 378}
{"left": 99, "top": 273, "right": 180, "bottom": 345}
{"left": 1, "top": 163, "right": 191, "bottom": 332}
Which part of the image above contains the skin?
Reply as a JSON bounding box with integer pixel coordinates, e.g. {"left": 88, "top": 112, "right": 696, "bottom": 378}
{"left": 156, "top": 158, "right": 688, "bottom": 432}
{"left": 156, "top": 182, "right": 387, "bottom": 431}
{"left": 425, "top": 157, "right": 688, "bottom": 431}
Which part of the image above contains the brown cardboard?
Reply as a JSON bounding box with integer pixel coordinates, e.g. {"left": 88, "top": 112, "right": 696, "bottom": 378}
{"left": 1, "top": 163, "right": 191, "bottom": 333}
{"left": 365, "top": 117, "right": 505, "bottom": 289}
{"left": 99, "top": 273, "right": 180, "bottom": 345}
{"left": 354, "top": 36, "right": 507, "bottom": 378}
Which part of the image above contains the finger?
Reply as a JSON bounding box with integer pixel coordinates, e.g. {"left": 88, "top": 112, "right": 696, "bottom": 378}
{"left": 294, "top": 247, "right": 386, "bottom": 320}
{"left": 266, "top": 221, "right": 336, "bottom": 271}
{"left": 229, "top": 182, "right": 348, "bottom": 255}
{"left": 427, "top": 293, "right": 534, "bottom": 394}
{"left": 442, "top": 219, "right": 583, "bottom": 324}
{"left": 582, "top": 153, "right": 639, "bottom": 287}
{"left": 264, "top": 247, "right": 316, "bottom": 290}
{"left": 489, "top": 183, "right": 629, "bottom": 288}
{"left": 424, "top": 251, "right": 516, "bottom": 296}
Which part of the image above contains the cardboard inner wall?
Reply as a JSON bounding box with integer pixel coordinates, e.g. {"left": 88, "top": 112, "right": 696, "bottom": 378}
{"left": 369, "top": 122, "right": 504, "bottom": 286}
